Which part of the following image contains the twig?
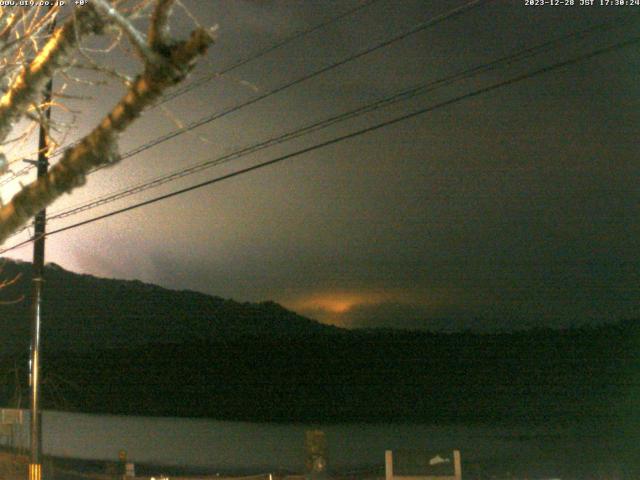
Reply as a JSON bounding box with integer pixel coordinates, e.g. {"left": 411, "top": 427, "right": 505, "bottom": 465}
{"left": 148, "top": 0, "right": 174, "bottom": 50}
{"left": 0, "top": 7, "right": 104, "bottom": 144}
{"left": 0, "top": 11, "right": 213, "bottom": 243}
{"left": 92, "top": 0, "right": 161, "bottom": 65}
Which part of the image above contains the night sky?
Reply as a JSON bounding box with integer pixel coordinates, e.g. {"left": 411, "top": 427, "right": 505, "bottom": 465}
{"left": 1, "top": 0, "right": 638, "bottom": 331}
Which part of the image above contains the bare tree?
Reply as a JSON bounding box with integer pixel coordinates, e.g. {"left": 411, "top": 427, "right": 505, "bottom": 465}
{"left": 0, "top": 1, "right": 213, "bottom": 245}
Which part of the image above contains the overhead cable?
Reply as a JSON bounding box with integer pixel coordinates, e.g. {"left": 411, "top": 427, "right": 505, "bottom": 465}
{"left": 2, "top": 33, "right": 637, "bottom": 255}
{"left": 43, "top": 12, "right": 640, "bottom": 223}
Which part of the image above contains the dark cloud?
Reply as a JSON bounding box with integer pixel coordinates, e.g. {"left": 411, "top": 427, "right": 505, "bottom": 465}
{"left": 4, "top": 1, "right": 638, "bottom": 331}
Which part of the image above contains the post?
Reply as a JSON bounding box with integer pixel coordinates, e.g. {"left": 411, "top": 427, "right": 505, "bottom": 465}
{"left": 305, "top": 430, "right": 327, "bottom": 479}
{"left": 385, "top": 450, "right": 393, "bottom": 480}
{"left": 453, "top": 449, "right": 461, "bottom": 480}
{"left": 29, "top": 66, "right": 53, "bottom": 480}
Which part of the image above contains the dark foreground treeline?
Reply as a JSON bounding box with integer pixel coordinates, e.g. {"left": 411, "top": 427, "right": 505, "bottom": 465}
{"left": 1, "top": 320, "right": 638, "bottom": 424}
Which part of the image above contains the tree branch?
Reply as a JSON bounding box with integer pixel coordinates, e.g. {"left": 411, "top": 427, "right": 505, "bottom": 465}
{"left": 91, "top": 0, "right": 162, "bottom": 66}
{"left": 0, "top": 18, "right": 213, "bottom": 244}
{"left": 0, "top": 7, "right": 104, "bottom": 145}
{"left": 148, "top": 0, "right": 174, "bottom": 51}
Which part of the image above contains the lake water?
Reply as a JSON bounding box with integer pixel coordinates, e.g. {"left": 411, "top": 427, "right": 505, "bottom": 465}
{"left": 1, "top": 409, "right": 637, "bottom": 479}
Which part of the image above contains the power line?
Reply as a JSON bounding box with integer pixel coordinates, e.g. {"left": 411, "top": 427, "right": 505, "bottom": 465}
{"left": 1, "top": 33, "right": 637, "bottom": 256}
{"left": 0, "top": 0, "right": 493, "bottom": 201}
{"left": 1, "top": 0, "right": 488, "bottom": 189}
{"left": 0, "top": 0, "right": 488, "bottom": 213}
{"left": 156, "top": 0, "right": 384, "bottom": 107}
{"left": 0, "top": 0, "right": 383, "bottom": 184}
{"left": 89, "top": 0, "right": 487, "bottom": 173}
{"left": 41, "top": 12, "right": 640, "bottom": 224}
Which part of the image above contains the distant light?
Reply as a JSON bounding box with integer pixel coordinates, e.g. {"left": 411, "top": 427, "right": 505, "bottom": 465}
{"left": 324, "top": 300, "right": 353, "bottom": 314}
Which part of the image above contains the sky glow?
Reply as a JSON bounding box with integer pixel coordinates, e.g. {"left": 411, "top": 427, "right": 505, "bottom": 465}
{"left": 1, "top": 0, "right": 638, "bottom": 331}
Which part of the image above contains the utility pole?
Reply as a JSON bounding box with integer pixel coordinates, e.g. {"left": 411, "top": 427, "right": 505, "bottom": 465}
{"left": 29, "top": 25, "right": 55, "bottom": 480}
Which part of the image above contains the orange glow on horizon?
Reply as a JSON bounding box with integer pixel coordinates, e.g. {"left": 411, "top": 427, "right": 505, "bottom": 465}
{"left": 289, "top": 292, "right": 374, "bottom": 315}
{"left": 283, "top": 289, "right": 444, "bottom": 325}
{"left": 323, "top": 300, "right": 353, "bottom": 314}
